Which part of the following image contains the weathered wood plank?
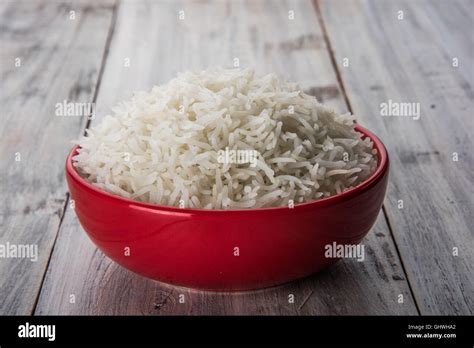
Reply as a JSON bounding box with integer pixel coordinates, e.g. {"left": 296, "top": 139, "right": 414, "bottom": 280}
{"left": 36, "top": 0, "right": 417, "bottom": 315}
{"left": 318, "top": 0, "right": 474, "bottom": 314}
{"left": 0, "top": 0, "right": 116, "bottom": 314}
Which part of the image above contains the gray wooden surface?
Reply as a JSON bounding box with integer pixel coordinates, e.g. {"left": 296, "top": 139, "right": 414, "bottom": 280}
{"left": 318, "top": 0, "right": 474, "bottom": 315}
{"left": 0, "top": 0, "right": 116, "bottom": 314}
{"left": 1, "top": 0, "right": 472, "bottom": 315}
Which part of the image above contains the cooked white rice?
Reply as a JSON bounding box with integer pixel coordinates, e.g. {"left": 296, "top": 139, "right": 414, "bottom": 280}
{"left": 73, "top": 68, "right": 377, "bottom": 209}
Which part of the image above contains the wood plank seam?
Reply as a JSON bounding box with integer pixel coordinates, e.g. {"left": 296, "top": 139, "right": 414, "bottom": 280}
{"left": 32, "top": 0, "right": 120, "bottom": 315}
{"left": 312, "top": 0, "right": 353, "bottom": 112}
{"left": 298, "top": 290, "right": 314, "bottom": 310}
{"left": 311, "top": 0, "right": 422, "bottom": 315}
{"left": 380, "top": 205, "right": 422, "bottom": 315}
{"left": 80, "top": 1, "right": 120, "bottom": 137}
{"left": 30, "top": 194, "right": 70, "bottom": 315}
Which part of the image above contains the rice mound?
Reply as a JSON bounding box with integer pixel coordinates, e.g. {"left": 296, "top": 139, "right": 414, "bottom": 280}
{"left": 73, "top": 68, "right": 378, "bottom": 209}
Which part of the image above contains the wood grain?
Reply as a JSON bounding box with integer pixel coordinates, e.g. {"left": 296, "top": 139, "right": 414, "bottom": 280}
{"left": 318, "top": 0, "right": 474, "bottom": 314}
{"left": 35, "top": 0, "right": 417, "bottom": 315}
{"left": 0, "top": 0, "right": 116, "bottom": 314}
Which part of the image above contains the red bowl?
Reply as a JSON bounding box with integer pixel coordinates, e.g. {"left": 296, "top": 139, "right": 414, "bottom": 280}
{"left": 65, "top": 125, "right": 389, "bottom": 291}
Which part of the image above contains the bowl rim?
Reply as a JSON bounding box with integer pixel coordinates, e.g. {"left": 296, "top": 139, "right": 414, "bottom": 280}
{"left": 66, "top": 124, "right": 389, "bottom": 214}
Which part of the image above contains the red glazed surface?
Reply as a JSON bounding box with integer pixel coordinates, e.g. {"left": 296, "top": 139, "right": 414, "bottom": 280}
{"left": 66, "top": 125, "right": 389, "bottom": 291}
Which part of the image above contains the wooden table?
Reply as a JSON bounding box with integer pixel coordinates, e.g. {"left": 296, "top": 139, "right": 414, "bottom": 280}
{"left": 1, "top": 0, "right": 472, "bottom": 315}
